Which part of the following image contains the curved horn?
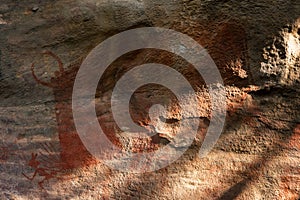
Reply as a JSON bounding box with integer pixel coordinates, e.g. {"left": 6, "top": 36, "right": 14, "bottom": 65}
{"left": 31, "top": 51, "right": 65, "bottom": 88}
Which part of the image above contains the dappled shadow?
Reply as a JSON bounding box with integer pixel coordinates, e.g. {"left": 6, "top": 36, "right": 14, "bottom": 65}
{"left": 1, "top": 0, "right": 299, "bottom": 198}
{"left": 217, "top": 86, "right": 300, "bottom": 199}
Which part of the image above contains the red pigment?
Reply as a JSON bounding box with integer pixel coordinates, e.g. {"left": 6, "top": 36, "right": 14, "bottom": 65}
{"left": 31, "top": 51, "right": 98, "bottom": 169}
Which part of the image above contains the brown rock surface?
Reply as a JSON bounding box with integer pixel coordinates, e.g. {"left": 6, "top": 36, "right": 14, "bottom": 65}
{"left": 0, "top": 0, "right": 299, "bottom": 199}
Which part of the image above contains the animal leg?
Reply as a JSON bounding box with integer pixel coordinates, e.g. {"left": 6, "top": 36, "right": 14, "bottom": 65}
{"left": 22, "top": 170, "right": 38, "bottom": 181}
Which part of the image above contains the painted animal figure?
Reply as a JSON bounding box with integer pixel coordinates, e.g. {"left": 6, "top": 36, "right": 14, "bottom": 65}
{"left": 22, "top": 153, "right": 59, "bottom": 189}
{"left": 31, "top": 51, "right": 97, "bottom": 169}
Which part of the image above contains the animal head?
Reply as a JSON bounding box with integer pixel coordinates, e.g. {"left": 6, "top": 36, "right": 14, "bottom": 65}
{"left": 27, "top": 153, "right": 40, "bottom": 168}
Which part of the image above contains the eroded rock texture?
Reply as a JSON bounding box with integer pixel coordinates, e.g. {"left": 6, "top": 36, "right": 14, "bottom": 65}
{"left": 0, "top": 0, "right": 299, "bottom": 199}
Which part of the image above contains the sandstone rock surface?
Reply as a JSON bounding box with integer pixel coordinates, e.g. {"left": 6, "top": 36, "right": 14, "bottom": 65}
{"left": 0, "top": 0, "right": 299, "bottom": 199}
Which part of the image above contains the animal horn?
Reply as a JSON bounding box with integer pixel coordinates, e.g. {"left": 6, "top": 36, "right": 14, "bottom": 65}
{"left": 31, "top": 51, "right": 65, "bottom": 88}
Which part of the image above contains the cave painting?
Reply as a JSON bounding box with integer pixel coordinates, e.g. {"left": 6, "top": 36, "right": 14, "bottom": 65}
{"left": 27, "top": 20, "right": 251, "bottom": 187}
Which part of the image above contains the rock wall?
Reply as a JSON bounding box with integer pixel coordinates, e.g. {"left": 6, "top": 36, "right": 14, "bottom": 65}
{"left": 0, "top": 0, "right": 299, "bottom": 199}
